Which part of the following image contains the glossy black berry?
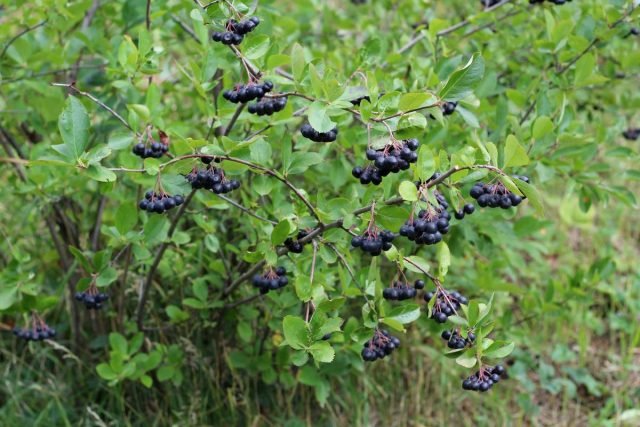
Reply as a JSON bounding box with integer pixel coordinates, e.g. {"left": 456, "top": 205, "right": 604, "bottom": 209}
{"left": 300, "top": 123, "right": 338, "bottom": 143}
{"left": 252, "top": 267, "right": 289, "bottom": 294}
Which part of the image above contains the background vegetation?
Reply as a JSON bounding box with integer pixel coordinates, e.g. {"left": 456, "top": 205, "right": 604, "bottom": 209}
{"left": 1, "top": 0, "right": 639, "bottom": 426}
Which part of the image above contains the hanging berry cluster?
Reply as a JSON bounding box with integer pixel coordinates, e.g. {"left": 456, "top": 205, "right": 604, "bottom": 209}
{"left": 382, "top": 279, "right": 424, "bottom": 301}
{"left": 248, "top": 96, "right": 287, "bottom": 116}
{"left": 212, "top": 17, "right": 261, "bottom": 45}
{"left": 350, "top": 229, "right": 395, "bottom": 256}
{"left": 285, "top": 230, "right": 309, "bottom": 254}
{"left": 361, "top": 329, "right": 401, "bottom": 362}
{"left": 469, "top": 176, "right": 528, "bottom": 209}
{"left": 441, "top": 329, "right": 476, "bottom": 349}
{"left": 132, "top": 129, "right": 170, "bottom": 159}
{"left": 223, "top": 81, "right": 274, "bottom": 104}
{"left": 399, "top": 191, "right": 451, "bottom": 245}
{"left": 252, "top": 267, "right": 289, "bottom": 294}
{"left": 351, "top": 138, "right": 419, "bottom": 186}
{"left": 186, "top": 165, "right": 241, "bottom": 195}
{"left": 300, "top": 124, "right": 338, "bottom": 142}
{"left": 425, "top": 288, "right": 468, "bottom": 323}
{"left": 139, "top": 191, "right": 184, "bottom": 214}
{"left": 12, "top": 312, "right": 56, "bottom": 342}
{"left": 132, "top": 140, "right": 168, "bottom": 159}
{"left": 74, "top": 279, "right": 109, "bottom": 310}
{"left": 462, "top": 365, "right": 506, "bottom": 392}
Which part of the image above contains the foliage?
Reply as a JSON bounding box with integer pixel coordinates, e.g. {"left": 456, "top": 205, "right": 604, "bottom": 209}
{"left": 0, "top": 0, "right": 639, "bottom": 425}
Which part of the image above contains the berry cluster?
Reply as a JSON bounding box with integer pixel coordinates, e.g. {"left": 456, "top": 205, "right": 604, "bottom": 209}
{"left": 212, "top": 17, "right": 260, "bottom": 45}
{"left": 139, "top": 191, "right": 184, "bottom": 214}
{"left": 248, "top": 96, "right": 287, "bottom": 116}
{"left": 223, "top": 81, "right": 273, "bottom": 104}
{"left": 442, "top": 101, "right": 457, "bottom": 116}
{"left": 361, "top": 329, "right": 401, "bottom": 362}
{"left": 382, "top": 279, "right": 424, "bottom": 301}
{"left": 454, "top": 203, "right": 476, "bottom": 220}
{"left": 186, "top": 165, "right": 240, "bottom": 194}
{"left": 462, "top": 365, "right": 506, "bottom": 392}
{"left": 351, "top": 139, "right": 419, "bottom": 185}
{"left": 469, "top": 176, "right": 528, "bottom": 209}
{"left": 399, "top": 193, "right": 451, "bottom": 245}
{"left": 132, "top": 140, "right": 168, "bottom": 159}
{"left": 74, "top": 289, "right": 109, "bottom": 310}
{"left": 623, "top": 128, "right": 640, "bottom": 141}
{"left": 441, "top": 329, "right": 475, "bottom": 349}
{"left": 12, "top": 314, "right": 56, "bottom": 342}
{"left": 13, "top": 325, "right": 57, "bottom": 341}
{"left": 351, "top": 229, "right": 395, "bottom": 256}
{"left": 425, "top": 289, "right": 468, "bottom": 323}
{"left": 285, "top": 230, "right": 309, "bottom": 254}
{"left": 300, "top": 124, "right": 338, "bottom": 142}
{"left": 252, "top": 267, "right": 289, "bottom": 294}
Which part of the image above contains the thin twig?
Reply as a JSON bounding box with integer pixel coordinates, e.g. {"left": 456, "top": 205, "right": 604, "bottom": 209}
{"left": 0, "top": 20, "right": 48, "bottom": 60}
{"left": 51, "top": 82, "right": 135, "bottom": 133}
{"left": 214, "top": 194, "right": 277, "bottom": 224}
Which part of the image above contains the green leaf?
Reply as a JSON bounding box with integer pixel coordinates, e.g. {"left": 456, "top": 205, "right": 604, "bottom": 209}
{"left": 109, "top": 333, "right": 128, "bottom": 355}
{"left": 271, "top": 220, "right": 292, "bottom": 246}
{"left": 515, "top": 179, "right": 544, "bottom": 216}
{"left": 398, "top": 181, "right": 418, "bottom": 201}
{"left": 398, "top": 93, "right": 436, "bottom": 111}
{"left": 0, "top": 286, "right": 18, "bottom": 310}
{"left": 308, "top": 342, "right": 335, "bottom": 364}
{"left": 86, "top": 165, "right": 117, "bottom": 182}
{"left": 380, "top": 318, "right": 404, "bottom": 332}
{"left": 455, "top": 350, "right": 477, "bottom": 368}
{"left": 503, "top": 135, "right": 529, "bottom": 168}
{"left": 437, "top": 242, "right": 450, "bottom": 278}
{"left": 96, "top": 363, "right": 118, "bottom": 380}
{"left": 291, "top": 43, "right": 306, "bottom": 83}
{"left": 307, "top": 102, "right": 336, "bottom": 133}
{"left": 115, "top": 203, "right": 137, "bottom": 234}
{"left": 283, "top": 315, "right": 309, "bottom": 350}
{"left": 439, "top": 54, "right": 485, "bottom": 102}
{"left": 387, "top": 303, "right": 421, "bottom": 324}
{"left": 403, "top": 256, "right": 430, "bottom": 274}
{"left": 55, "top": 96, "right": 90, "bottom": 162}
{"left": 532, "top": 116, "right": 554, "bottom": 139}
{"left": 484, "top": 341, "right": 515, "bottom": 359}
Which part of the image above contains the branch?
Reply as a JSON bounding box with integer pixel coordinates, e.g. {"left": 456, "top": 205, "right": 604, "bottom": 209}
{"left": 214, "top": 194, "right": 277, "bottom": 224}
{"left": 0, "top": 20, "right": 48, "bottom": 60}
{"left": 223, "top": 103, "right": 246, "bottom": 136}
{"left": 51, "top": 82, "right": 136, "bottom": 133}
{"left": 222, "top": 164, "right": 504, "bottom": 297}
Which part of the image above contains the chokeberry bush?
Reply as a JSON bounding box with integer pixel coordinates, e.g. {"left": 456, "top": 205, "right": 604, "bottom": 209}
{"left": 1, "top": 0, "right": 639, "bottom": 425}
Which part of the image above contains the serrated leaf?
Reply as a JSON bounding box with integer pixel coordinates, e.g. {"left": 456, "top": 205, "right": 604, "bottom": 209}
{"left": 56, "top": 96, "right": 89, "bottom": 162}
{"left": 283, "top": 315, "right": 309, "bottom": 350}
{"left": 308, "top": 342, "right": 335, "bottom": 363}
